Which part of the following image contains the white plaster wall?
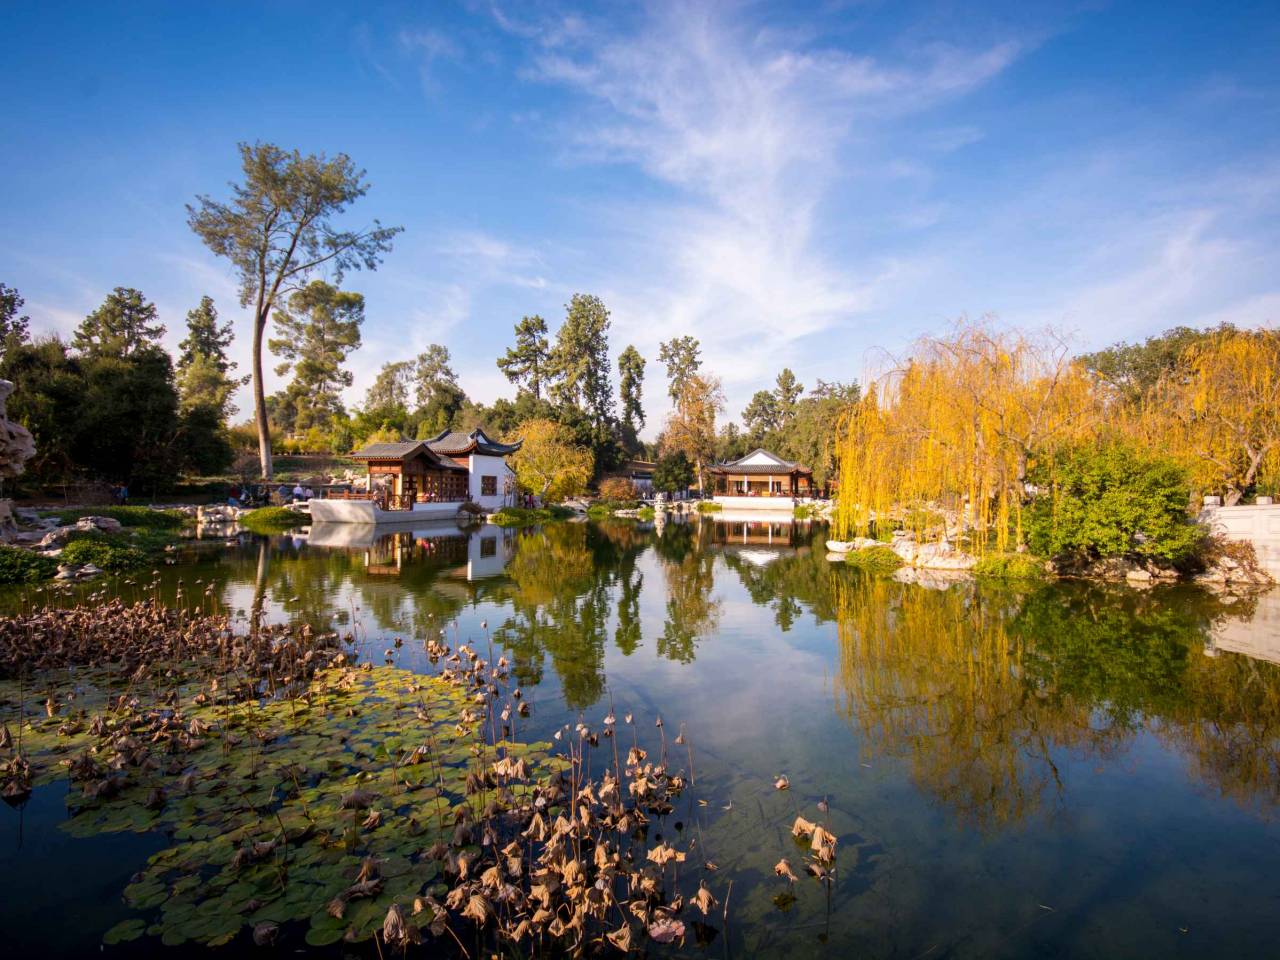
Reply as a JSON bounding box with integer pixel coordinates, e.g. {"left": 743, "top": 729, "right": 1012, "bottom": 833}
{"left": 1200, "top": 504, "right": 1280, "bottom": 579}
{"left": 713, "top": 495, "right": 795, "bottom": 512}
{"left": 468, "top": 454, "right": 514, "bottom": 510}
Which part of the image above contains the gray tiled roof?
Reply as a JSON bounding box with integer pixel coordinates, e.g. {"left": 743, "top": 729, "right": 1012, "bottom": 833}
{"left": 349, "top": 440, "right": 468, "bottom": 470}
{"left": 708, "top": 449, "right": 812, "bottom": 474}
{"left": 349, "top": 441, "right": 425, "bottom": 459}
{"left": 426, "top": 428, "right": 523, "bottom": 456}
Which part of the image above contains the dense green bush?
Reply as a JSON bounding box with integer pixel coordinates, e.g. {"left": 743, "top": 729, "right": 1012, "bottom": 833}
{"left": 973, "top": 552, "right": 1046, "bottom": 580}
{"left": 0, "top": 546, "right": 58, "bottom": 583}
{"left": 240, "top": 507, "right": 309, "bottom": 533}
{"left": 41, "top": 506, "right": 187, "bottom": 529}
{"left": 843, "top": 545, "right": 904, "bottom": 573}
{"left": 1026, "top": 442, "right": 1202, "bottom": 564}
{"left": 695, "top": 501, "right": 722, "bottom": 513}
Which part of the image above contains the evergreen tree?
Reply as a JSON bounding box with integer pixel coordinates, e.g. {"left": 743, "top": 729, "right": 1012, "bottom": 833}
{"left": 548, "top": 294, "right": 614, "bottom": 430}
{"left": 774, "top": 368, "right": 803, "bottom": 424}
{"left": 364, "top": 360, "right": 413, "bottom": 411}
{"left": 658, "top": 335, "right": 701, "bottom": 402}
{"left": 73, "top": 287, "right": 165, "bottom": 358}
{"left": 177, "top": 296, "right": 235, "bottom": 373}
{"left": 268, "top": 280, "right": 363, "bottom": 432}
{"left": 617, "top": 344, "right": 646, "bottom": 450}
{"left": 188, "top": 141, "right": 402, "bottom": 478}
{"left": 497, "top": 315, "right": 550, "bottom": 399}
{"left": 176, "top": 296, "right": 239, "bottom": 417}
{"left": 742, "top": 390, "right": 781, "bottom": 441}
{"left": 0, "top": 283, "right": 30, "bottom": 345}
{"left": 413, "top": 344, "right": 467, "bottom": 435}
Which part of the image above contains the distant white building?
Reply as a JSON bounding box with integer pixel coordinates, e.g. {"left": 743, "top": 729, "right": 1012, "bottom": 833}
{"left": 424, "top": 428, "right": 522, "bottom": 512}
{"left": 308, "top": 428, "right": 522, "bottom": 523}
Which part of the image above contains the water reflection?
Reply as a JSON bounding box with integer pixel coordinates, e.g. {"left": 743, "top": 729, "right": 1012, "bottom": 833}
{"left": 6, "top": 514, "right": 1280, "bottom": 956}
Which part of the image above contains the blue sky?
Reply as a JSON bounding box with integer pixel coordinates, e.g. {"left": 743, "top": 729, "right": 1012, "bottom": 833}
{"left": 3, "top": 1, "right": 1278, "bottom": 435}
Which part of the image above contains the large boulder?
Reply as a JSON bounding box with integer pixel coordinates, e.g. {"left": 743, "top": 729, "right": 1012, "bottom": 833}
{"left": 0, "top": 380, "right": 36, "bottom": 482}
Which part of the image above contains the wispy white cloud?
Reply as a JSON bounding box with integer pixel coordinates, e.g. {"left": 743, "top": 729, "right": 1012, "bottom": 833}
{"left": 486, "top": 1, "right": 1026, "bottom": 425}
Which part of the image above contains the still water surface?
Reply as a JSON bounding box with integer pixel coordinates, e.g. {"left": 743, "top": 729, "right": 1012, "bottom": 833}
{"left": 3, "top": 514, "right": 1280, "bottom": 958}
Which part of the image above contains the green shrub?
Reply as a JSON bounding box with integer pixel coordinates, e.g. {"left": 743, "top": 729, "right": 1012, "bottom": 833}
{"left": 41, "top": 506, "right": 187, "bottom": 529}
{"left": 973, "top": 552, "right": 1045, "bottom": 580}
{"left": 489, "top": 506, "right": 572, "bottom": 527}
{"left": 695, "top": 501, "right": 722, "bottom": 513}
{"left": 793, "top": 504, "right": 814, "bottom": 519}
{"left": 586, "top": 505, "right": 612, "bottom": 520}
{"left": 843, "top": 545, "right": 904, "bottom": 573}
{"left": 60, "top": 538, "right": 148, "bottom": 571}
{"left": 1026, "top": 441, "right": 1202, "bottom": 564}
{"left": 636, "top": 506, "right": 656, "bottom": 521}
{"left": 240, "top": 507, "right": 309, "bottom": 533}
{"left": 0, "top": 546, "right": 57, "bottom": 583}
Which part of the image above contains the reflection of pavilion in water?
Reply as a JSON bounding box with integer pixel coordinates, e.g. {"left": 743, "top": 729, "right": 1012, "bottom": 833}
{"left": 704, "top": 511, "right": 813, "bottom": 562}
{"left": 307, "top": 521, "right": 514, "bottom": 581}
{"left": 1205, "top": 589, "right": 1280, "bottom": 665}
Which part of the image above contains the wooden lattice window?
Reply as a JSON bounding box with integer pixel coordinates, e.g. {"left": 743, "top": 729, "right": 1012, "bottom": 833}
{"left": 481, "top": 475, "right": 497, "bottom": 496}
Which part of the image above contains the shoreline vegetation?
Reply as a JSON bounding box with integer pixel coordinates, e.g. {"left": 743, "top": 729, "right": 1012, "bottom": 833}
{"left": 0, "top": 599, "right": 784, "bottom": 953}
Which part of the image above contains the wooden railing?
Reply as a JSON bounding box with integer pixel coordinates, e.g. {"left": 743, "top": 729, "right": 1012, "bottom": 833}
{"left": 322, "top": 490, "right": 468, "bottom": 511}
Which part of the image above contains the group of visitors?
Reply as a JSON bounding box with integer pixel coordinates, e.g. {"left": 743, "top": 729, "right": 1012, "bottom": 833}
{"left": 281, "top": 483, "right": 315, "bottom": 503}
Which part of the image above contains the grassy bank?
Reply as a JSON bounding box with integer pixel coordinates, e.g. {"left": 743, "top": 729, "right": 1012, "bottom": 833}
{"left": 843, "top": 545, "right": 904, "bottom": 573}
{"left": 39, "top": 505, "right": 187, "bottom": 529}
{"left": 239, "top": 506, "right": 310, "bottom": 534}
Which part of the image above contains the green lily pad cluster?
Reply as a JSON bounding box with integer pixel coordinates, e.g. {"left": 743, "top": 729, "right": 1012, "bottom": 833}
{"left": 0, "top": 602, "right": 725, "bottom": 954}
{"left": 3, "top": 661, "right": 556, "bottom": 948}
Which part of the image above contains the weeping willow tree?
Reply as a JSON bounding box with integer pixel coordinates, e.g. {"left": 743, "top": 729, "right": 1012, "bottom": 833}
{"left": 1134, "top": 327, "right": 1280, "bottom": 505}
{"left": 834, "top": 320, "right": 1099, "bottom": 551}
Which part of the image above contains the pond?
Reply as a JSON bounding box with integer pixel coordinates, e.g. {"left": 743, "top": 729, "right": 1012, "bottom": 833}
{"left": 3, "top": 513, "right": 1280, "bottom": 957}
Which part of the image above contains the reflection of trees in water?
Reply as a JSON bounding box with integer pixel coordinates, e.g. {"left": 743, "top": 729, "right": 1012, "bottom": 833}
{"left": 1157, "top": 640, "right": 1280, "bottom": 811}
{"left": 835, "top": 575, "right": 1116, "bottom": 827}
{"left": 721, "top": 543, "right": 844, "bottom": 630}
{"left": 494, "top": 524, "right": 617, "bottom": 709}
{"left": 833, "top": 575, "right": 1280, "bottom": 825}
{"left": 647, "top": 519, "right": 720, "bottom": 663}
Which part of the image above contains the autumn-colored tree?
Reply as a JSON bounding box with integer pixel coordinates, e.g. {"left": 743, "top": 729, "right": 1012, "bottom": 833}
{"left": 662, "top": 373, "right": 724, "bottom": 494}
{"left": 599, "top": 476, "right": 638, "bottom": 501}
{"left": 834, "top": 319, "right": 1099, "bottom": 550}
{"left": 507, "top": 418, "right": 593, "bottom": 503}
{"left": 1148, "top": 327, "right": 1280, "bottom": 504}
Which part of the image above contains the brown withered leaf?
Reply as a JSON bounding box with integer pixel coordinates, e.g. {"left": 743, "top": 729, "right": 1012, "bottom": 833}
{"left": 646, "top": 843, "right": 686, "bottom": 866}
{"left": 792, "top": 815, "right": 817, "bottom": 838}
{"left": 774, "top": 774, "right": 790, "bottom": 790}
{"left": 462, "top": 893, "right": 493, "bottom": 925}
{"left": 694, "top": 881, "right": 718, "bottom": 916}
{"left": 607, "top": 922, "right": 634, "bottom": 952}
{"left": 774, "top": 858, "right": 798, "bottom": 883}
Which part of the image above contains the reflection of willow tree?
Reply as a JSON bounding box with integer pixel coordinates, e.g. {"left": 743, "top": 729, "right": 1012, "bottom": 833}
{"left": 834, "top": 575, "right": 1125, "bottom": 828}
{"left": 494, "top": 523, "right": 609, "bottom": 709}
{"left": 653, "top": 522, "right": 720, "bottom": 663}
{"left": 836, "top": 575, "right": 1280, "bottom": 825}
{"left": 1161, "top": 649, "right": 1280, "bottom": 809}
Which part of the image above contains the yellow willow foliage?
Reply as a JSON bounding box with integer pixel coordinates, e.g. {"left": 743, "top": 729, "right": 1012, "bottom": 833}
{"left": 834, "top": 321, "right": 1100, "bottom": 550}
{"left": 1138, "top": 328, "right": 1280, "bottom": 504}
{"left": 831, "top": 577, "right": 1117, "bottom": 828}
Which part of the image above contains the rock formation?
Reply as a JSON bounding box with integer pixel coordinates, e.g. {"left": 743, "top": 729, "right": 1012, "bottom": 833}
{"left": 0, "top": 379, "right": 36, "bottom": 482}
